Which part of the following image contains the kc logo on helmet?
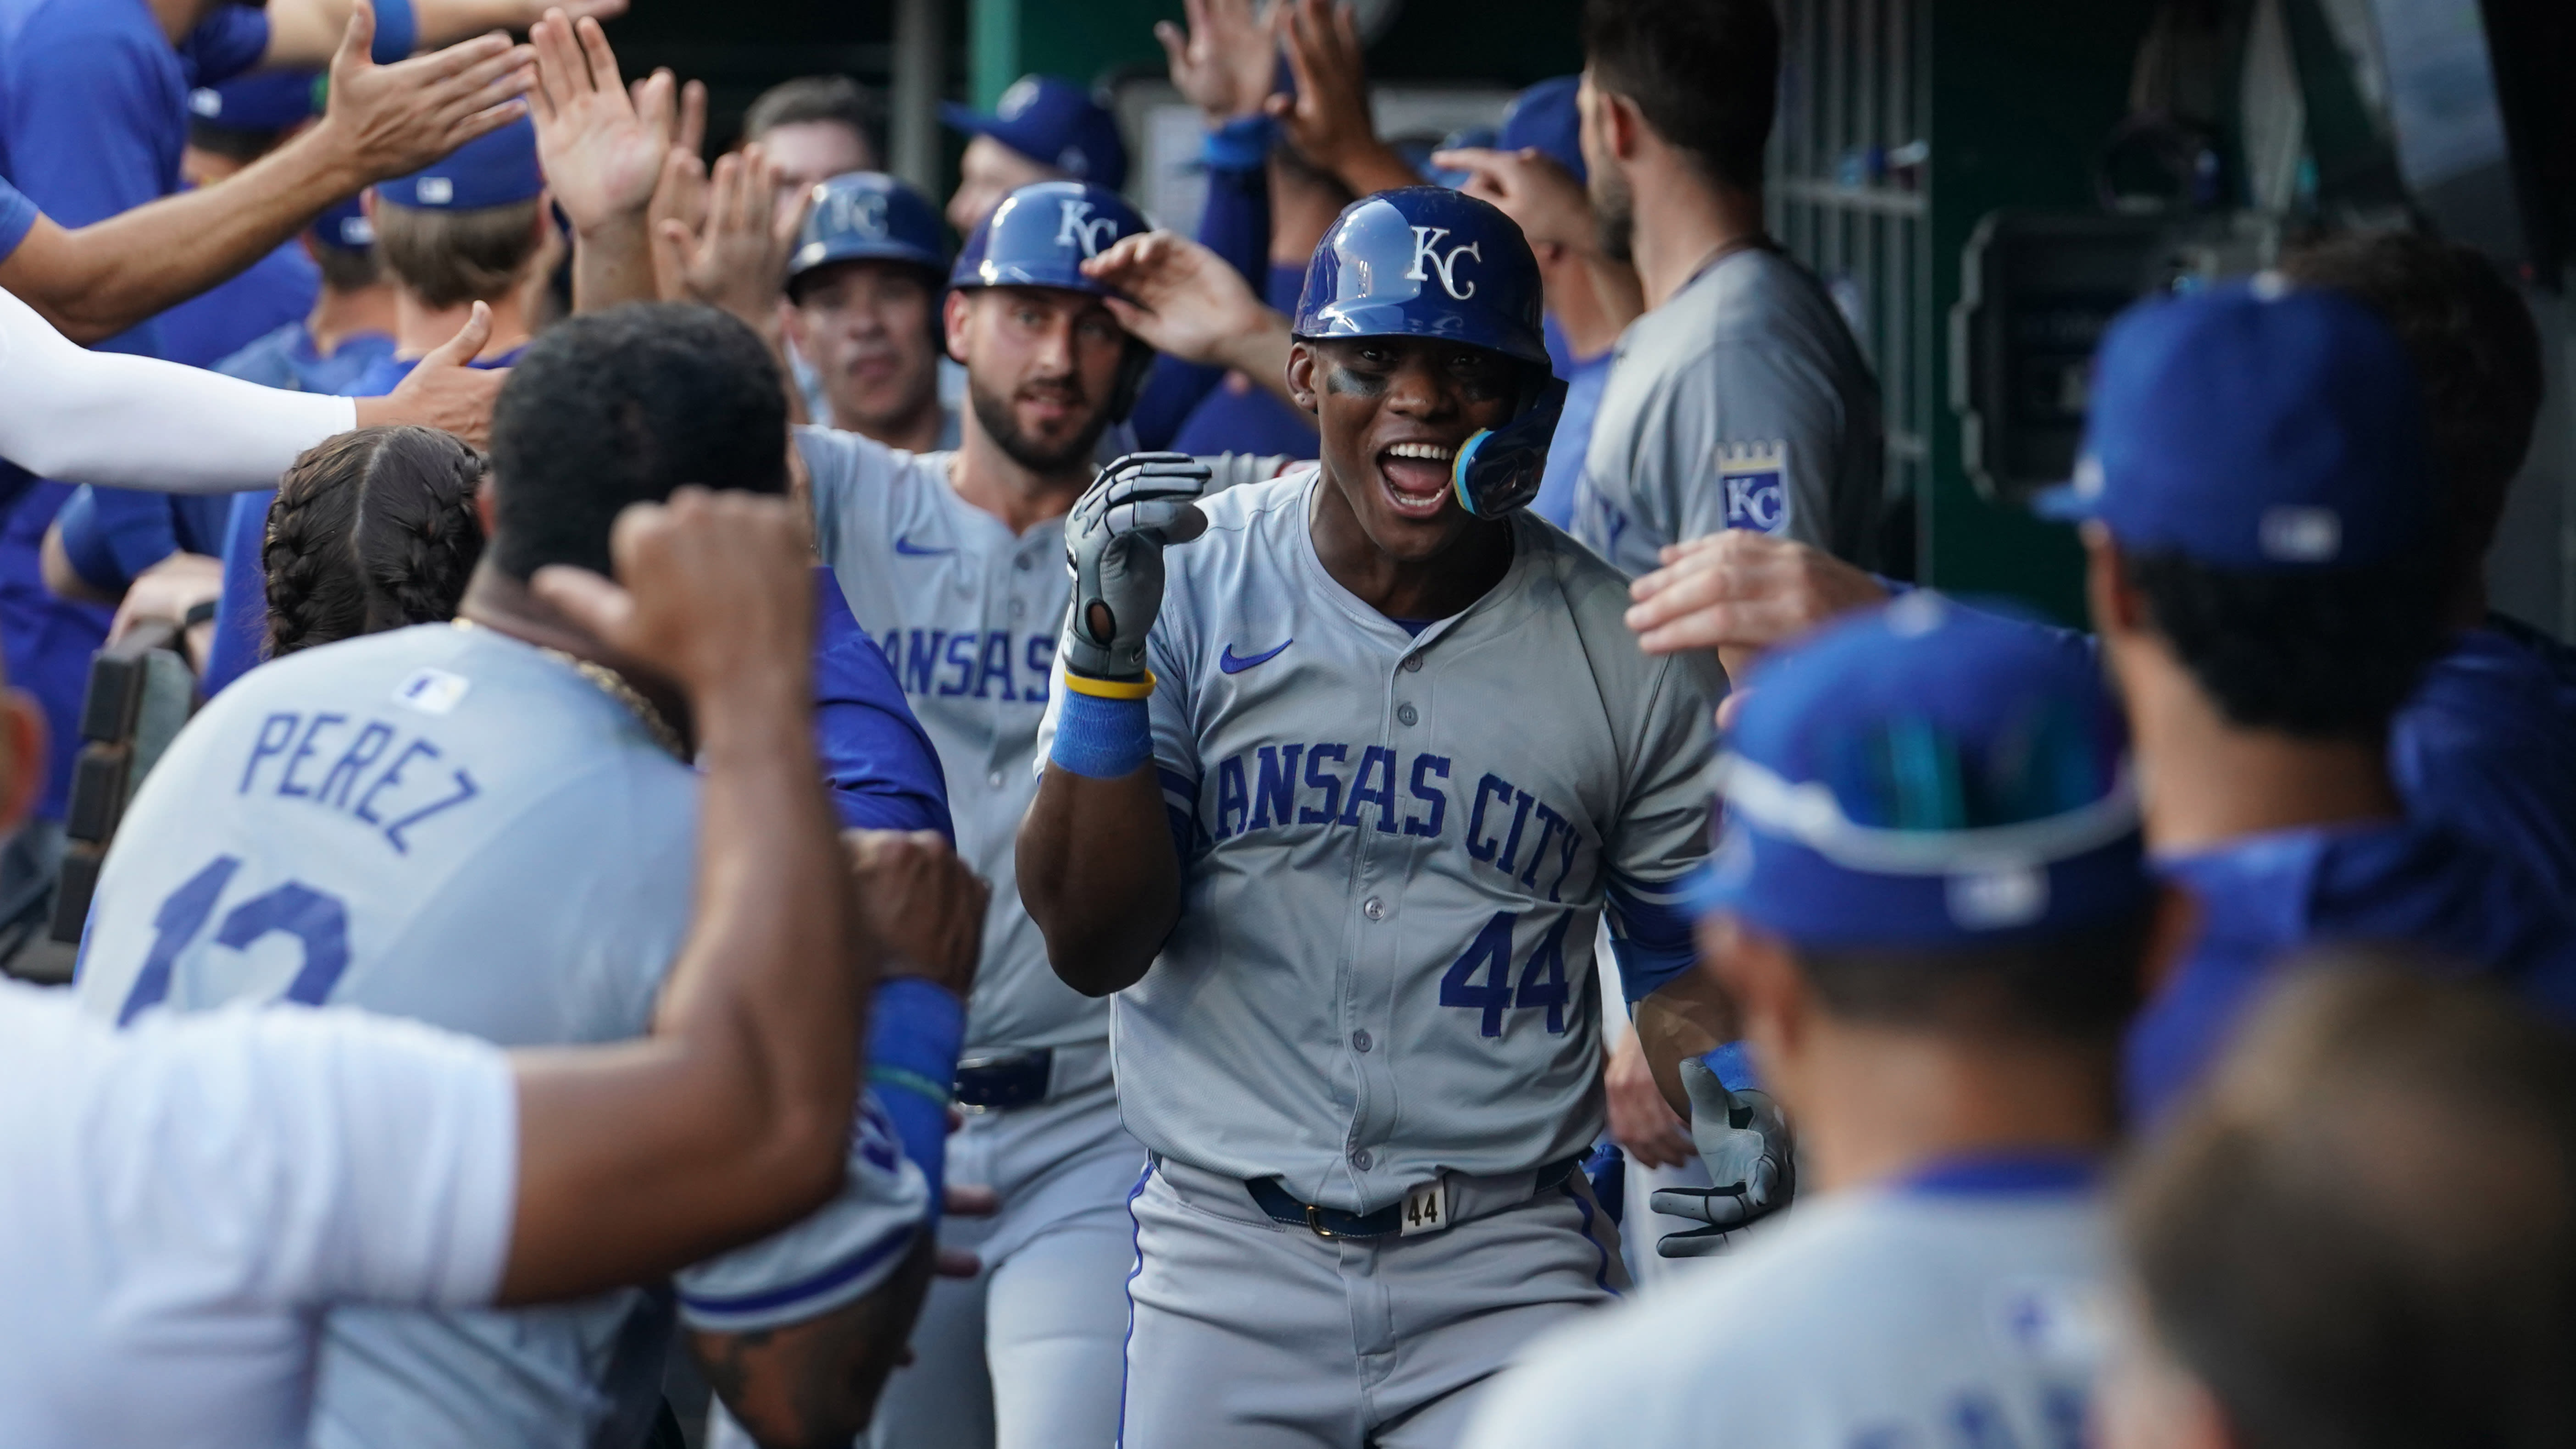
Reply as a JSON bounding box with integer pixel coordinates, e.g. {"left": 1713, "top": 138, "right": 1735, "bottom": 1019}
{"left": 820, "top": 188, "right": 888, "bottom": 238}
{"left": 1405, "top": 226, "right": 1482, "bottom": 300}
{"left": 1056, "top": 199, "right": 1120, "bottom": 257}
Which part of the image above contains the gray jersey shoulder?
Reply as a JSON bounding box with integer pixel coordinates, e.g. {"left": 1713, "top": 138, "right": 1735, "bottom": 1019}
{"left": 1116, "top": 469, "right": 1717, "bottom": 1208}
{"left": 1466, "top": 1188, "right": 2110, "bottom": 1449}
{"left": 1575, "top": 249, "right": 1884, "bottom": 575}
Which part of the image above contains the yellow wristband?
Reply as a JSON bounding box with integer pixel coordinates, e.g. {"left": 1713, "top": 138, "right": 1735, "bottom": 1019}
{"left": 1063, "top": 669, "right": 1157, "bottom": 701}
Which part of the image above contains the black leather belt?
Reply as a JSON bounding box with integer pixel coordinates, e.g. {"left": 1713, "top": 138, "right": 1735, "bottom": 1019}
{"left": 953, "top": 1049, "right": 1052, "bottom": 1113}
{"left": 1246, "top": 1156, "right": 1585, "bottom": 1238}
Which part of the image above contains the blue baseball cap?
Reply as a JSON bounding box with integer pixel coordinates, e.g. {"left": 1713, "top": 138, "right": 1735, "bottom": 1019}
{"left": 789, "top": 171, "right": 949, "bottom": 292}
{"left": 941, "top": 76, "right": 1128, "bottom": 193}
{"left": 1498, "top": 76, "right": 1585, "bottom": 183}
{"left": 1694, "top": 593, "right": 2149, "bottom": 948}
{"left": 376, "top": 116, "right": 545, "bottom": 211}
{"left": 311, "top": 195, "right": 375, "bottom": 254}
{"left": 2037, "top": 277, "right": 2432, "bottom": 570}
{"left": 188, "top": 72, "right": 318, "bottom": 133}
{"left": 949, "top": 180, "right": 1147, "bottom": 298}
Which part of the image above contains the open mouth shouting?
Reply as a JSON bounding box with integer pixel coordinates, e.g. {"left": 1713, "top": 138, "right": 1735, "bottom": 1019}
{"left": 1376, "top": 439, "right": 1460, "bottom": 519}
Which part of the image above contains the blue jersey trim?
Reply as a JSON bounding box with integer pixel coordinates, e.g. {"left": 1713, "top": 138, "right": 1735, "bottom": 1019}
{"left": 674, "top": 1217, "right": 920, "bottom": 1319}
{"left": 1893, "top": 1150, "right": 2102, "bottom": 1198}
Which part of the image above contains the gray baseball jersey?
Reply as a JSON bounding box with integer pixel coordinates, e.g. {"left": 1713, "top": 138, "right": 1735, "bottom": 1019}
{"left": 1574, "top": 247, "right": 1884, "bottom": 575}
{"left": 798, "top": 426, "right": 1288, "bottom": 1052}
{"left": 1112, "top": 467, "right": 1720, "bottom": 1211}
{"left": 73, "top": 623, "right": 929, "bottom": 1449}
{"left": 1466, "top": 1172, "right": 2109, "bottom": 1448}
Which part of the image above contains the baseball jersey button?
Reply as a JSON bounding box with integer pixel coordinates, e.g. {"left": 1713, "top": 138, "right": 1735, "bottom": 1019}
{"left": 1351, "top": 1029, "right": 1372, "bottom": 1052}
{"left": 1349, "top": 1148, "right": 1373, "bottom": 1171}
{"left": 987, "top": 770, "right": 1005, "bottom": 788}
{"left": 1015, "top": 556, "right": 1033, "bottom": 571}
{"left": 1361, "top": 896, "right": 1385, "bottom": 920}
{"left": 1396, "top": 704, "right": 1418, "bottom": 726}
{"left": 1401, "top": 653, "right": 1423, "bottom": 672}
{"left": 1009, "top": 599, "right": 1027, "bottom": 618}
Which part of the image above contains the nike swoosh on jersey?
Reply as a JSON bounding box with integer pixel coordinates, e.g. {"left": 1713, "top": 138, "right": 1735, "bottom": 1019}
{"left": 1219, "top": 639, "right": 1293, "bottom": 674}
{"left": 894, "top": 534, "right": 955, "bottom": 557}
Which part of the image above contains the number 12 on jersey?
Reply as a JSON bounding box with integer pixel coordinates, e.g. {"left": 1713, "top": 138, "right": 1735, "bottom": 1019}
{"left": 1438, "top": 909, "right": 1575, "bottom": 1037}
{"left": 114, "top": 855, "right": 353, "bottom": 1026}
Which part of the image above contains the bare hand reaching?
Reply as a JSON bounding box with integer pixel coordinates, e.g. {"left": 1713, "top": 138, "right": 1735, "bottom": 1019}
{"left": 843, "top": 829, "right": 990, "bottom": 1001}
{"left": 1266, "top": 0, "right": 1418, "bottom": 195}
{"left": 655, "top": 145, "right": 804, "bottom": 337}
{"left": 1431, "top": 145, "right": 1596, "bottom": 254}
{"left": 527, "top": 9, "right": 672, "bottom": 235}
{"left": 354, "top": 301, "right": 508, "bottom": 448}
{"left": 1159, "top": 0, "right": 1279, "bottom": 126}
{"left": 1625, "top": 531, "right": 1890, "bottom": 679}
{"left": 312, "top": 3, "right": 535, "bottom": 183}
{"left": 1081, "top": 231, "right": 1287, "bottom": 384}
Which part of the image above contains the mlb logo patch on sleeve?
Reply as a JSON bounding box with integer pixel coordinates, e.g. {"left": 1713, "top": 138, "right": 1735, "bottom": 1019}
{"left": 1716, "top": 441, "right": 1788, "bottom": 534}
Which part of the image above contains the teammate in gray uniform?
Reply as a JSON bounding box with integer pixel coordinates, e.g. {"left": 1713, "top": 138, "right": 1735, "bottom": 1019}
{"left": 784, "top": 171, "right": 955, "bottom": 452}
{"left": 1018, "top": 187, "right": 1717, "bottom": 1448}
{"left": 1471, "top": 597, "right": 2154, "bottom": 1448}
{"left": 797, "top": 179, "right": 1229, "bottom": 1449}
{"left": 72, "top": 306, "right": 966, "bottom": 1449}
{"left": 1570, "top": 0, "right": 1883, "bottom": 575}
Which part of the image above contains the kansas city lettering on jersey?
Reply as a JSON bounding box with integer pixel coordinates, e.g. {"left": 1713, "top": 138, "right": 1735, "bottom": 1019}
{"left": 872, "top": 627, "right": 1055, "bottom": 703}
{"left": 234, "top": 710, "right": 481, "bottom": 854}
{"left": 1194, "top": 740, "right": 1584, "bottom": 901}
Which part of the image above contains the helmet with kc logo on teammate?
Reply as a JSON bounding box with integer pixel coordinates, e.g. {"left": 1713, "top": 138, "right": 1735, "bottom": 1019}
{"left": 1290, "top": 187, "right": 1549, "bottom": 370}
{"left": 789, "top": 171, "right": 949, "bottom": 295}
{"left": 948, "top": 180, "right": 1150, "bottom": 299}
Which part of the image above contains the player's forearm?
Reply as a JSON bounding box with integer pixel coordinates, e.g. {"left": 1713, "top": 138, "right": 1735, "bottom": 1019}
{"left": 1017, "top": 764, "right": 1181, "bottom": 995}
{"left": 20, "top": 123, "right": 371, "bottom": 344}
{"left": 689, "top": 1234, "right": 937, "bottom": 1448}
{"left": 571, "top": 216, "right": 659, "bottom": 314}
{"left": 500, "top": 692, "right": 858, "bottom": 1303}
{"left": 1634, "top": 980, "right": 1734, "bottom": 1119}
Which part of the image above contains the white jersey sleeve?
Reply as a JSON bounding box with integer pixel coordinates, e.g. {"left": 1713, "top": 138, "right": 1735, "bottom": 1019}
{"left": 105, "top": 995, "right": 519, "bottom": 1309}
{"left": 674, "top": 1093, "right": 930, "bottom": 1334}
{"left": 0, "top": 284, "right": 358, "bottom": 492}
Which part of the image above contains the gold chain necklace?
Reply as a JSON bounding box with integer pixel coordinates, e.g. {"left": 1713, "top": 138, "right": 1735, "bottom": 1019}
{"left": 452, "top": 619, "right": 688, "bottom": 760}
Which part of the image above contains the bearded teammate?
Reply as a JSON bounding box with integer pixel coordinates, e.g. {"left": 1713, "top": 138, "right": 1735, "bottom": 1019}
{"left": 1017, "top": 188, "right": 1721, "bottom": 1447}
{"left": 796, "top": 179, "right": 1276, "bottom": 1449}
{"left": 72, "top": 306, "right": 971, "bottom": 1449}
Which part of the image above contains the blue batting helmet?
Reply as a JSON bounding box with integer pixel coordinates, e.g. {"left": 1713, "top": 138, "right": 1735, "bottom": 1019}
{"left": 788, "top": 171, "right": 948, "bottom": 294}
{"left": 1294, "top": 188, "right": 1557, "bottom": 515}
{"left": 1292, "top": 188, "right": 1549, "bottom": 368}
{"left": 949, "top": 180, "right": 1149, "bottom": 297}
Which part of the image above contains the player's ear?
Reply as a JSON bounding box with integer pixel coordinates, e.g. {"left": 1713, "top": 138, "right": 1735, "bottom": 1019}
{"left": 0, "top": 687, "right": 48, "bottom": 839}
{"left": 474, "top": 474, "right": 499, "bottom": 538}
{"left": 1285, "top": 342, "right": 1320, "bottom": 416}
{"left": 942, "top": 289, "right": 972, "bottom": 365}
{"left": 2081, "top": 523, "right": 2146, "bottom": 637}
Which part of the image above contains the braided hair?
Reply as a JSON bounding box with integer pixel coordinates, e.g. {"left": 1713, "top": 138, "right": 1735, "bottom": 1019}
{"left": 263, "top": 425, "right": 487, "bottom": 660}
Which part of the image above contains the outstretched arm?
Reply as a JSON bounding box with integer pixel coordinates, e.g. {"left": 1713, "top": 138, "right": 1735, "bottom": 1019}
{"left": 259, "top": 0, "right": 627, "bottom": 69}
{"left": 497, "top": 488, "right": 861, "bottom": 1304}
{"left": 0, "top": 11, "right": 532, "bottom": 344}
{"left": 1083, "top": 231, "right": 1296, "bottom": 409}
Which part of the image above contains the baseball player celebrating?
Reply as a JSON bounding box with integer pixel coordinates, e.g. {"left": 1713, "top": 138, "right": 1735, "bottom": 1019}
{"left": 795, "top": 178, "right": 1211, "bottom": 1449}
{"left": 783, "top": 171, "right": 955, "bottom": 451}
{"left": 1469, "top": 597, "right": 2148, "bottom": 1447}
{"left": 1016, "top": 187, "right": 1720, "bottom": 1447}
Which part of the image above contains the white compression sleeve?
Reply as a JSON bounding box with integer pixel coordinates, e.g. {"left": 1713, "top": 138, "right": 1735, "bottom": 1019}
{"left": 0, "top": 284, "right": 358, "bottom": 494}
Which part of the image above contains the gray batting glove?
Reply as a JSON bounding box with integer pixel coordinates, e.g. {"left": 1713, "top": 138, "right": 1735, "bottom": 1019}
{"left": 1060, "top": 453, "right": 1210, "bottom": 682}
{"left": 1649, "top": 1055, "right": 1796, "bottom": 1257}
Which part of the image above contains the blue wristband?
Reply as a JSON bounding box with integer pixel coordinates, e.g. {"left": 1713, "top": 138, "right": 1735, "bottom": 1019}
{"left": 867, "top": 977, "right": 964, "bottom": 1211}
{"left": 1702, "top": 1040, "right": 1761, "bottom": 1093}
{"left": 1201, "top": 114, "right": 1275, "bottom": 173}
{"left": 1050, "top": 688, "right": 1152, "bottom": 779}
{"left": 370, "top": 0, "right": 417, "bottom": 62}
